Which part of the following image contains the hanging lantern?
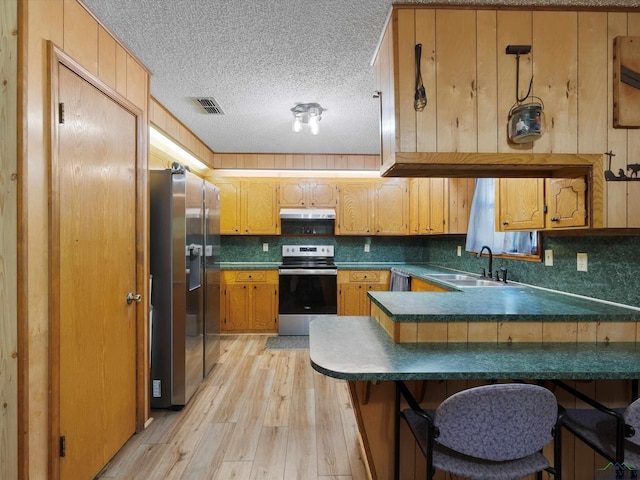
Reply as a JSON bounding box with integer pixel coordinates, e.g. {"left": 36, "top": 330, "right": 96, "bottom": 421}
{"left": 505, "top": 45, "right": 545, "bottom": 145}
{"left": 508, "top": 100, "right": 545, "bottom": 144}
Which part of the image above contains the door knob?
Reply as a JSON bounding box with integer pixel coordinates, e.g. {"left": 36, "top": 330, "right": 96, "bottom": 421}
{"left": 126, "top": 292, "right": 142, "bottom": 305}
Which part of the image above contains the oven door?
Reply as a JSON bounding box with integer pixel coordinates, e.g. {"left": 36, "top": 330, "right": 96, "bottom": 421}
{"left": 278, "top": 268, "right": 337, "bottom": 335}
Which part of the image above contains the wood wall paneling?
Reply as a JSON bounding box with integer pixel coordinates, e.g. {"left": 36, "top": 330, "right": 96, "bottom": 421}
{"left": 415, "top": 9, "right": 437, "bottom": 153}
{"left": 496, "top": 11, "right": 533, "bottom": 153}
{"left": 396, "top": 8, "right": 417, "bottom": 153}
{"left": 435, "top": 10, "right": 478, "bottom": 153}
{"left": 577, "top": 12, "right": 608, "bottom": 155}
{"left": 115, "top": 43, "right": 127, "bottom": 96}
{"left": 607, "top": 13, "right": 629, "bottom": 228}
{"left": 26, "top": 0, "right": 64, "bottom": 478}
{"left": 533, "top": 11, "right": 578, "bottom": 154}
{"left": 377, "top": 19, "right": 395, "bottom": 166}
{"left": 97, "top": 26, "right": 116, "bottom": 89}
{"left": 476, "top": 10, "right": 498, "bottom": 153}
{"left": 126, "top": 54, "right": 147, "bottom": 110}
{"left": 63, "top": 0, "right": 98, "bottom": 75}
{"left": 628, "top": 16, "right": 640, "bottom": 228}
{"left": 2, "top": 1, "right": 18, "bottom": 479}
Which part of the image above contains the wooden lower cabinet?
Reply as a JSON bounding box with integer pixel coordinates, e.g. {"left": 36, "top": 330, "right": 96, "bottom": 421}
{"left": 411, "top": 278, "right": 449, "bottom": 292}
{"left": 221, "top": 270, "right": 278, "bottom": 333}
{"left": 338, "top": 270, "right": 390, "bottom": 315}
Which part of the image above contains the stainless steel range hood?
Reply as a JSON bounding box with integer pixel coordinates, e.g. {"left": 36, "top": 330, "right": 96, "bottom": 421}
{"left": 279, "top": 208, "right": 336, "bottom": 220}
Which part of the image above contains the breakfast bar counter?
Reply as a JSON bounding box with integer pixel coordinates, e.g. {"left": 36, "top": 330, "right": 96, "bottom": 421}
{"left": 309, "top": 316, "right": 640, "bottom": 381}
{"left": 309, "top": 315, "right": 640, "bottom": 480}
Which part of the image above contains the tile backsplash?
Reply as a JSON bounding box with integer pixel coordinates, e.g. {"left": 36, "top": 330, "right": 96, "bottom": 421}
{"left": 221, "top": 234, "right": 640, "bottom": 308}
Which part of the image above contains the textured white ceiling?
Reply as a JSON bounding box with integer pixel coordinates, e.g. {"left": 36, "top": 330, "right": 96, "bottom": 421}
{"left": 83, "top": 0, "right": 638, "bottom": 156}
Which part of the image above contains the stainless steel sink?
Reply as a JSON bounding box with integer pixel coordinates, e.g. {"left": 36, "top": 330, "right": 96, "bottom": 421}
{"left": 426, "top": 274, "right": 514, "bottom": 288}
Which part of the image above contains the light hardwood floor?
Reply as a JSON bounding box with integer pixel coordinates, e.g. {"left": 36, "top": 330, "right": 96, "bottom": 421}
{"left": 96, "top": 335, "right": 370, "bottom": 480}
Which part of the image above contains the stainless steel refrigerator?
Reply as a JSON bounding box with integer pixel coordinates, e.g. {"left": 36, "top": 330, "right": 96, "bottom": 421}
{"left": 149, "top": 167, "right": 220, "bottom": 409}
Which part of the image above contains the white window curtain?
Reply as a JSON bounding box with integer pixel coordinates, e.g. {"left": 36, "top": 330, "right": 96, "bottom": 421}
{"left": 465, "top": 178, "right": 537, "bottom": 254}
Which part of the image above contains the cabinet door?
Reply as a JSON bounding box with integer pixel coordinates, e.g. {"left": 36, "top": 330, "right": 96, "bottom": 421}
{"left": 242, "top": 179, "right": 278, "bottom": 234}
{"left": 308, "top": 180, "right": 337, "bottom": 207}
{"left": 339, "top": 283, "right": 364, "bottom": 316}
{"left": 216, "top": 178, "right": 242, "bottom": 234}
{"left": 496, "top": 178, "right": 545, "bottom": 231}
{"left": 546, "top": 178, "right": 587, "bottom": 229}
{"left": 224, "top": 283, "right": 250, "bottom": 331}
{"left": 448, "top": 178, "right": 475, "bottom": 234}
{"left": 426, "top": 178, "right": 448, "bottom": 234}
{"left": 364, "top": 284, "right": 388, "bottom": 315}
{"left": 337, "top": 181, "right": 374, "bottom": 235}
{"left": 251, "top": 283, "right": 277, "bottom": 331}
{"left": 410, "top": 178, "right": 448, "bottom": 234}
{"left": 279, "top": 180, "right": 307, "bottom": 207}
{"left": 411, "top": 278, "right": 449, "bottom": 292}
{"left": 375, "top": 179, "right": 409, "bottom": 235}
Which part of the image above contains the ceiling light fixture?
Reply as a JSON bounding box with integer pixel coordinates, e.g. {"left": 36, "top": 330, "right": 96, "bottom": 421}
{"left": 291, "top": 103, "right": 325, "bottom": 135}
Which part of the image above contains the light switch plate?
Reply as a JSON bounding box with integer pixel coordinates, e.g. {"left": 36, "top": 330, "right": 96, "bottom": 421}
{"left": 577, "top": 253, "right": 588, "bottom": 272}
{"left": 262, "top": 243, "right": 269, "bottom": 252}
{"left": 544, "top": 249, "right": 553, "bottom": 266}
{"left": 364, "top": 243, "right": 370, "bottom": 252}
{"left": 457, "top": 246, "right": 462, "bottom": 257}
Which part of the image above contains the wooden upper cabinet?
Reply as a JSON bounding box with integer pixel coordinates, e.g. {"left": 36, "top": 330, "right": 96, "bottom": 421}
{"left": 242, "top": 179, "right": 279, "bottom": 234}
{"left": 496, "top": 177, "right": 587, "bottom": 231}
{"left": 215, "top": 178, "right": 279, "bottom": 234}
{"left": 279, "top": 179, "right": 337, "bottom": 208}
{"left": 448, "top": 178, "right": 475, "bottom": 234}
{"left": 545, "top": 177, "right": 587, "bottom": 229}
{"left": 216, "top": 178, "right": 242, "bottom": 234}
{"left": 409, "top": 178, "right": 449, "bottom": 235}
{"left": 337, "top": 180, "right": 374, "bottom": 235}
{"left": 496, "top": 178, "right": 545, "bottom": 231}
{"left": 279, "top": 180, "right": 306, "bottom": 207}
{"left": 374, "top": 179, "right": 409, "bottom": 235}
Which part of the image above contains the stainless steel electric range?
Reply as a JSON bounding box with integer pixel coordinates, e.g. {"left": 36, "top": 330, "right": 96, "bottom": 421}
{"left": 277, "top": 245, "right": 337, "bottom": 335}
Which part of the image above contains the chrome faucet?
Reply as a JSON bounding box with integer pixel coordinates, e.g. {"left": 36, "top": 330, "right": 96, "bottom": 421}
{"left": 477, "top": 245, "right": 493, "bottom": 278}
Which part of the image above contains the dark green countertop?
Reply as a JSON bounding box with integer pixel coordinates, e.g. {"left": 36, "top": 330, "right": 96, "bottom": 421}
{"left": 368, "top": 287, "right": 640, "bottom": 322}
{"left": 220, "top": 262, "right": 280, "bottom": 270}
{"left": 309, "top": 316, "right": 640, "bottom": 381}
{"left": 219, "top": 262, "right": 640, "bottom": 321}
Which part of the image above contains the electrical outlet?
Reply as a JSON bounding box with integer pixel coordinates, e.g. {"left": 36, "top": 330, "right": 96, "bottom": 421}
{"left": 577, "top": 253, "right": 588, "bottom": 272}
{"left": 544, "top": 249, "right": 553, "bottom": 266}
{"left": 457, "top": 246, "right": 462, "bottom": 257}
{"left": 262, "top": 243, "right": 269, "bottom": 252}
{"left": 364, "top": 243, "right": 370, "bottom": 253}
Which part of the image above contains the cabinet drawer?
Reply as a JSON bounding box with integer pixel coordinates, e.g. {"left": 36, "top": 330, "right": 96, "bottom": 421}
{"left": 349, "top": 270, "right": 383, "bottom": 283}
{"left": 234, "top": 271, "right": 267, "bottom": 282}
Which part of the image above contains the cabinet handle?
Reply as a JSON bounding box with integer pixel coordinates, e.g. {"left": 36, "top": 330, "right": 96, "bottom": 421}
{"left": 550, "top": 217, "right": 558, "bottom": 222}
{"left": 503, "top": 221, "right": 509, "bottom": 226}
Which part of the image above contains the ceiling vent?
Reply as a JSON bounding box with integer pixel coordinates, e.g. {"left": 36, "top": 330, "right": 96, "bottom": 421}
{"left": 194, "top": 97, "right": 225, "bottom": 115}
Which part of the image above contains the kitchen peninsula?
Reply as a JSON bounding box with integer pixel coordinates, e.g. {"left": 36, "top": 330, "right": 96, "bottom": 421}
{"left": 309, "top": 275, "right": 640, "bottom": 480}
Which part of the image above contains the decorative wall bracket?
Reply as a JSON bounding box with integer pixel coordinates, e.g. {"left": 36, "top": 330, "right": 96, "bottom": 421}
{"left": 604, "top": 151, "right": 640, "bottom": 181}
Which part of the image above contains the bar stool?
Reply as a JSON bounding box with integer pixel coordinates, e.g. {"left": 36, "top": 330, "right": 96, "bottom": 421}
{"left": 553, "top": 380, "right": 640, "bottom": 473}
{"left": 396, "top": 381, "right": 562, "bottom": 480}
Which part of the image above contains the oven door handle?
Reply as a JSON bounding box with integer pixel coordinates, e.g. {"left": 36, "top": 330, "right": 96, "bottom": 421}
{"left": 278, "top": 268, "right": 338, "bottom": 276}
